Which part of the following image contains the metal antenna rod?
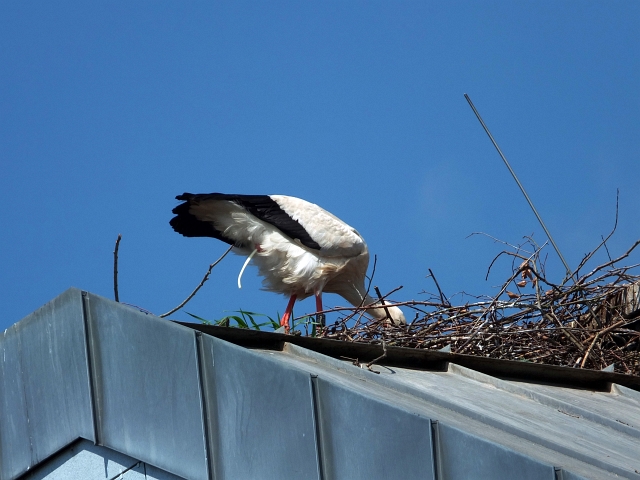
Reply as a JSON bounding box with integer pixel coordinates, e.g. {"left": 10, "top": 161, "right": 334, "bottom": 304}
{"left": 464, "top": 93, "right": 572, "bottom": 277}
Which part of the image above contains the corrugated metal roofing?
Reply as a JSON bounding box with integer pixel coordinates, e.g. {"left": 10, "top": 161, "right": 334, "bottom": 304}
{"left": 1, "top": 288, "right": 639, "bottom": 480}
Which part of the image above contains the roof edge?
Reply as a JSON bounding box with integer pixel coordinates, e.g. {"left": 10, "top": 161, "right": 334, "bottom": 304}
{"left": 176, "top": 321, "right": 640, "bottom": 392}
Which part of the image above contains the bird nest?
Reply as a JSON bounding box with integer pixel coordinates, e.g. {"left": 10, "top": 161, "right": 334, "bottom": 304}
{"left": 319, "top": 236, "right": 640, "bottom": 377}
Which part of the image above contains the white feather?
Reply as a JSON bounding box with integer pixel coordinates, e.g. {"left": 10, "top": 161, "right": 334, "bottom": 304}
{"left": 237, "top": 248, "right": 258, "bottom": 288}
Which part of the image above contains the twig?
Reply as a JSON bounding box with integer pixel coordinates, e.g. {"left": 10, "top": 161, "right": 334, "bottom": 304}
{"left": 602, "top": 237, "right": 613, "bottom": 262}
{"left": 366, "top": 255, "right": 378, "bottom": 299}
{"left": 580, "top": 319, "right": 625, "bottom": 368}
{"left": 579, "top": 239, "right": 640, "bottom": 283}
{"left": 113, "top": 234, "right": 122, "bottom": 302}
{"left": 356, "top": 255, "right": 378, "bottom": 319}
{"left": 374, "top": 285, "right": 395, "bottom": 323}
{"left": 458, "top": 248, "right": 542, "bottom": 353}
{"left": 428, "top": 268, "right": 450, "bottom": 307}
{"left": 467, "top": 232, "right": 527, "bottom": 253}
{"left": 568, "top": 189, "right": 619, "bottom": 281}
{"left": 486, "top": 249, "right": 529, "bottom": 281}
{"left": 365, "top": 286, "right": 391, "bottom": 372}
{"left": 159, "top": 245, "right": 233, "bottom": 318}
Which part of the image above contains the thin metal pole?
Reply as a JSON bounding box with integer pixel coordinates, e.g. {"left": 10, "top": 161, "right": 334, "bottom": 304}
{"left": 464, "top": 93, "right": 572, "bottom": 277}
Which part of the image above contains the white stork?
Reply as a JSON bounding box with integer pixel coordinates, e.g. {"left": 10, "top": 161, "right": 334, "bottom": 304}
{"left": 170, "top": 193, "right": 406, "bottom": 330}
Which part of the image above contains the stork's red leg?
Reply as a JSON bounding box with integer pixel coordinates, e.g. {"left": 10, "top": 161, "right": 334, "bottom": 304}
{"left": 280, "top": 294, "right": 297, "bottom": 331}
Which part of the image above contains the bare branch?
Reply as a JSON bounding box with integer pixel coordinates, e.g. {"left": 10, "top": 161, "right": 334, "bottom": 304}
{"left": 365, "top": 286, "right": 391, "bottom": 372}
{"left": 569, "top": 189, "right": 619, "bottom": 280}
{"left": 428, "top": 268, "right": 450, "bottom": 307}
{"left": 113, "top": 234, "right": 122, "bottom": 302}
{"left": 159, "top": 245, "right": 233, "bottom": 318}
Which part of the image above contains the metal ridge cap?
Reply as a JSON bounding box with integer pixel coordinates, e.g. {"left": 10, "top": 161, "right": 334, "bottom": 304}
{"left": 174, "top": 321, "right": 640, "bottom": 392}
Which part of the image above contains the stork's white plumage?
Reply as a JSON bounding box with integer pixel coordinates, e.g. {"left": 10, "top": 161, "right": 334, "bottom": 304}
{"left": 170, "top": 193, "right": 405, "bottom": 330}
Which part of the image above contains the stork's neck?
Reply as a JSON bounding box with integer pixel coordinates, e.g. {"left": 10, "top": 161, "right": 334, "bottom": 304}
{"left": 339, "top": 282, "right": 389, "bottom": 320}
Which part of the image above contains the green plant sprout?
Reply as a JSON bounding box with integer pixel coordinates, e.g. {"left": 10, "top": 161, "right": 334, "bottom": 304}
{"left": 185, "top": 309, "right": 323, "bottom": 336}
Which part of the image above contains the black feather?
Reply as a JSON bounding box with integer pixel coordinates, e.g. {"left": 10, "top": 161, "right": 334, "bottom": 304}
{"left": 170, "top": 192, "right": 321, "bottom": 250}
{"left": 170, "top": 193, "right": 237, "bottom": 246}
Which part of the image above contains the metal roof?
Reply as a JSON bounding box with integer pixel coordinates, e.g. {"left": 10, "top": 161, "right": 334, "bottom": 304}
{"left": 1, "top": 288, "right": 639, "bottom": 480}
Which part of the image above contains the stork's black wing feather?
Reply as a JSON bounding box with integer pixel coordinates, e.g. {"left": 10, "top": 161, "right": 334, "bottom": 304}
{"left": 170, "top": 195, "right": 237, "bottom": 246}
{"left": 171, "top": 193, "right": 321, "bottom": 250}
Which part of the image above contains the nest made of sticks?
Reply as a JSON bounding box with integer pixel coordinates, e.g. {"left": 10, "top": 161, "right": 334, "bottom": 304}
{"left": 320, "top": 236, "right": 640, "bottom": 377}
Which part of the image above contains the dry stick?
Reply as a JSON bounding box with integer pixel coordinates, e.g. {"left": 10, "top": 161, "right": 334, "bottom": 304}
{"left": 547, "top": 310, "right": 585, "bottom": 353}
{"left": 359, "top": 285, "right": 404, "bottom": 312}
{"left": 562, "top": 195, "right": 620, "bottom": 327}
{"left": 365, "top": 286, "right": 393, "bottom": 372}
{"left": 602, "top": 237, "right": 613, "bottom": 262}
{"left": 564, "top": 199, "right": 635, "bottom": 331}
{"left": 579, "top": 239, "right": 640, "bottom": 284}
{"left": 351, "top": 254, "right": 379, "bottom": 323}
{"left": 374, "top": 286, "right": 396, "bottom": 324}
{"left": 557, "top": 193, "right": 621, "bottom": 331}
{"left": 159, "top": 245, "right": 233, "bottom": 318}
{"left": 429, "top": 268, "right": 451, "bottom": 307}
{"left": 530, "top": 252, "right": 585, "bottom": 351}
{"left": 113, "top": 234, "right": 122, "bottom": 302}
{"left": 458, "top": 248, "right": 541, "bottom": 353}
{"left": 568, "top": 189, "right": 619, "bottom": 282}
{"left": 346, "top": 259, "right": 404, "bottom": 324}
{"left": 485, "top": 249, "right": 529, "bottom": 281}
{"left": 467, "top": 232, "right": 529, "bottom": 253}
{"left": 580, "top": 319, "right": 626, "bottom": 368}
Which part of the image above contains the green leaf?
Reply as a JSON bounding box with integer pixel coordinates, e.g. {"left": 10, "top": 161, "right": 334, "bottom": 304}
{"left": 185, "top": 312, "right": 211, "bottom": 325}
{"left": 186, "top": 309, "right": 285, "bottom": 331}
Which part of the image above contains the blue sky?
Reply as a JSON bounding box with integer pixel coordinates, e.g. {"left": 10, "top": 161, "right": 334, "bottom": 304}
{"left": 2, "top": 2, "right": 639, "bottom": 331}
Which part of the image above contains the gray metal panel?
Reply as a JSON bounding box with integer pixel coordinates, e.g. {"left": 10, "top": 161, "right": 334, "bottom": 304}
{"left": 275, "top": 344, "right": 633, "bottom": 480}
{"left": 448, "top": 364, "right": 640, "bottom": 440}
{"left": 561, "top": 471, "right": 591, "bottom": 480}
{"left": 85, "top": 293, "right": 208, "bottom": 480}
{"left": 360, "top": 363, "right": 640, "bottom": 477}
{"left": 436, "top": 422, "right": 556, "bottom": 480}
{"left": 0, "top": 288, "right": 94, "bottom": 480}
{"left": 200, "top": 335, "right": 320, "bottom": 480}
{"left": 314, "top": 376, "right": 435, "bottom": 480}
{"left": 22, "top": 439, "right": 185, "bottom": 480}
{"left": 0, "top": 319, "right": 31, "bottom": 480}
